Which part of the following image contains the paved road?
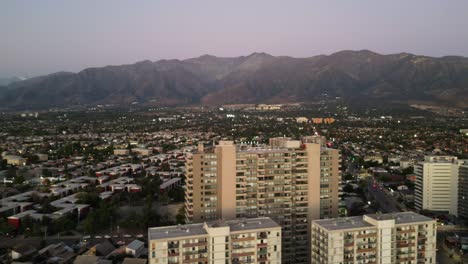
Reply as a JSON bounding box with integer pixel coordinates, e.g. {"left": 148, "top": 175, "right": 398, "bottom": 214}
{"left": 366, "top": 179, "right": 400, "bottom": 213}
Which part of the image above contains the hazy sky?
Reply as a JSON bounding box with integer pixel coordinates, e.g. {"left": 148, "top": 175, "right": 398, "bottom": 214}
{"left": 1, "top": 0, "right": 468, "bottom": 78}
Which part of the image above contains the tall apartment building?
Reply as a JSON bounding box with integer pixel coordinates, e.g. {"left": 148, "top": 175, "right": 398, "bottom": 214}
{"left": 185, "top": 139, "right": 340, "bottom": 264}
{"left": 148, "top": 217, "right": 281, "bottom": 264}
{"left": 458, "top": 161, "right": 468, "bottom": 219}
{"left": 414, "top": 156, "right": 459, "bottom": 216}
{"left": 311, "top": 212, "right": 437, "bottom": 264}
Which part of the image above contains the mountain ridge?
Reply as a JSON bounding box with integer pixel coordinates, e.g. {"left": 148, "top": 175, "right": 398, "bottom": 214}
{"left": 1, "top": 50, "right": 468, "bottom": 110}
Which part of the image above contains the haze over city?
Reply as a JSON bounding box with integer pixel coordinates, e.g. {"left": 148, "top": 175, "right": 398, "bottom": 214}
{"left": 2, "top": 0, "right": 468, "bottom": 78}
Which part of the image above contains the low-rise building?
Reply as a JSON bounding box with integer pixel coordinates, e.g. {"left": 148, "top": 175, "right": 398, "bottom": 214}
{"left": 148, "top": 217, "right": 281, "bottom": 264}
{"left": 311, "top": 212, "right": 436, "bottom": 264}
{"left": 126, "top": 239, "right": 145, "bottom": 258}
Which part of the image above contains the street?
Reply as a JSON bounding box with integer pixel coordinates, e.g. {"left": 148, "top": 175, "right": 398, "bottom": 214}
{"left": 366, "top": 179, "right": 400, "bottom": 213}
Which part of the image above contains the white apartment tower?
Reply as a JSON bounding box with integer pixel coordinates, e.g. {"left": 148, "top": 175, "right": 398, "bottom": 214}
{"left": 414, "top": 156, "right": 460, "bottom": 216}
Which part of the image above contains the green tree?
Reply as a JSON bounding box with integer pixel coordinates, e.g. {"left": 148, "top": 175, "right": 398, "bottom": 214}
{"left": 343, "top": 184, "right": 354, "bottom": 193}
{"left": 0, "top": 218, "right": 14, "bottom": 235}
{"left": 176, "top": 207, "right": 185, "bottom": 224}
{"left": 6, "top": 166, "right": 17, "bottom": 178}
{"left": 83, "top": 212, "right": 97, "bottom": 234}
{"left": 42, "top": 168, "right": 52, "bottom": 177}
{"left": 13, "top": 174, "right": 25, "bottom": 185}
{"left": 0, "top": 159, "right": 7, "bottom": 170}
{"left": 76, "top": 192, "right": 101, "bottom": 208}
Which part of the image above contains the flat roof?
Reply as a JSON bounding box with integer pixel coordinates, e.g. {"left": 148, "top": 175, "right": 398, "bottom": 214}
{"left": 366, "top": 211, "right": 434, "bottom": 225}
{"left": 149, "top": 223, "right": 207, "bottom": 240}
{"left": 160, "top": 177, "right": 181, "bottom": 188}
{"left": 149, "top": 217, "right": 280, "bottom": 240}
{"left": 313, "top": 212, "right": 434, "bottom": 231}
{"left": 313, "top": 216, "right": 375, "bottom": 231}
{"left": 222, "top": 217, "right": 280, "bottom": 232}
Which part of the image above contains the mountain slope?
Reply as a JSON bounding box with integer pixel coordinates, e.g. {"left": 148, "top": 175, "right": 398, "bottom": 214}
{"left": 1, "top": 50, "right": 468, "bottom": 109}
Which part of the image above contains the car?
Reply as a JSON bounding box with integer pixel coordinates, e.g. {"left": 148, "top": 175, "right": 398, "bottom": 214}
{"left": 83, "top": 235, "right": 91, "bottom": 240}
{"left": 95, "top": 235, "right": 103, "bottom": 239}
{"left": 104, "top": 235, "right": 111, "bottom": 239}
{"left": 136, "top": 234, "right": 144, "bottom": 238}
{"left": 123, "top": 234, "right": 132, "bottom": 238}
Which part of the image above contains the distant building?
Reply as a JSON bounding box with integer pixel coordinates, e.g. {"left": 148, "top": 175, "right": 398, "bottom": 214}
{"left": 311, "top": 118, "right": 335, "bottom": 124}
{"left": 302, "top": 135, "right": 327, "bottom": 146}
{"left": 114, "top": 149, "right": 130, "bottom": 156}
{"left": 11, "top": 244, "right": 37, "bottom": 260}
{"left": 415, "top": 156, "right": 460, "bottom": 216}
{"left": 255, "top": 104, "right": 282, "bottom": 110}
{"left": 458, "top": 161, "right": 468, "bottom": 219}
{"left": 126, "top": 239, "right": 145, "bottom": 258}
{"left": 311, "top": 212, "right": 436, "bottom": 264}
{"left": 148, "top": 217, "right": 281, "bottom": 264}
{"left": 35, "top": 153, "right": 49, "bottom": 161}
{"left": 4, "top": 155, "right": 27, "bottom": 166}
{"left": 364, "top": 154, "right": 384, "bottom": 164}
{"left": 131, "top": 148, "right": 152, "bottom": 156}
{"left": 295, "top": 117, "right": 308, "bottom": 123}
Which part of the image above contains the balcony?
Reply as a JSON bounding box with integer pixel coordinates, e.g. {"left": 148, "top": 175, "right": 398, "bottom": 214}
{"left": 232, "top": 237, "right": 255, "bottom": 242}
{"left": 183, "top": 241, "right": 207, "bottom": 247}
{"left": 232, "top": 252, "right": 255, "bottom": 258}
{"left": 356, "top": 233, "right": 377, "bottom": 238}
{"left": 183, "top": 249, "right": 207, "bottom": 255}
{"left": 182, "top": 257, "right": 208, "bottom": 263}
{"left": 398, "top": 228, "right": 416, "bottom": 234}
{"left": 356, "top": 247, "right": 376, "bottom": 253}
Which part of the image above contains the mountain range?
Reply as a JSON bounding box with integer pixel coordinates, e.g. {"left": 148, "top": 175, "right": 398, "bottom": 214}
{"left": 0, "top": 76, "right": 27, "bottom": 86}
{"left": 1, "top": 50, "right": 467, "bottom": 110}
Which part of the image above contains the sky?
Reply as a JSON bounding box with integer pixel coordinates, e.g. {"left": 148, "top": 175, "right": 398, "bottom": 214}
{"left": 1, "top": 0, "right": 468, "bottom": 78}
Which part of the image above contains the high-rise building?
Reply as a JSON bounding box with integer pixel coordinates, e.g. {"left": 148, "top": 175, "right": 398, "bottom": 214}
{"left": 148, "top": 217, "right": 281, "bottom": 264}
{"left": 414, "top": 156, "right": 459, "bottom": 216}
{"left": 458, "top": 161, "right": 468, "bottom": 219}
{"left": 185, "top": 140, "right": 341, "bottom": 264}
{"left": 311, "top": 212, "right": 437, "bottom": 264}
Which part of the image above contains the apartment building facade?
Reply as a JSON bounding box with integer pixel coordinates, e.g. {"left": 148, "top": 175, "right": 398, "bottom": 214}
{"left": 414, "top": 156, "right": 459, "bottom": 216}
{"left": 311, "top": 212, "right": 437, "bottom": 264}
{"left": 458, "top": 161, "right": 468, "bottom": 219}
{"left": 148, "top": 217, "right": 281, "bottom": 264}
{"left": 185, "top": 139, "right": 340, "bottom": 264}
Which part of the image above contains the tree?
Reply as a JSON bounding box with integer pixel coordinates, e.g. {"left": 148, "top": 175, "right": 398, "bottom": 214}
{"left": 168, "top": 187, "right": 185, "bottom": 202}
{"left": 176, "top": 207, "right": 185, "bottom": 224}
{"left": 0, "top": 218, "right": 14, "bottom": 235}
{"left": 6, "top": 166, "right": 17, "bottom": 178}
{"left": 83, "top": 212, "right": 97, "bottom": 234}
{"left": 13, "top": 174, "right": 25, "bottom": 185}
{"left": 402, "top": 166, "right": 414, "bottom": 175}
{"left": 343, "top": 184, "right": 354, "bottom": 193}
{"left": 76, "top": 192, "right": 101, "bottom": 208}
{"left": 0, "top": 159, "right": 7, "bottom": 170}
{"left": 42, "top": 168, "right": 52, "bottom": 177}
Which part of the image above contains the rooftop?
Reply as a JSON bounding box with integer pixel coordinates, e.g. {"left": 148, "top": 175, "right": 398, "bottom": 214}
{"left": 313, "top": 212, "right": 434, "bottom": 231}
{"left": 366, "top": 211, "right": 434, "bottom": 225}
{"left": 148, "top": 223, "right": 207, "bottom": 240}
{"left": 148, "top": 217, "right": 279, "bottom": 240}
{"left": 313, "top": 216, "right": 374, "bottom": 231}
